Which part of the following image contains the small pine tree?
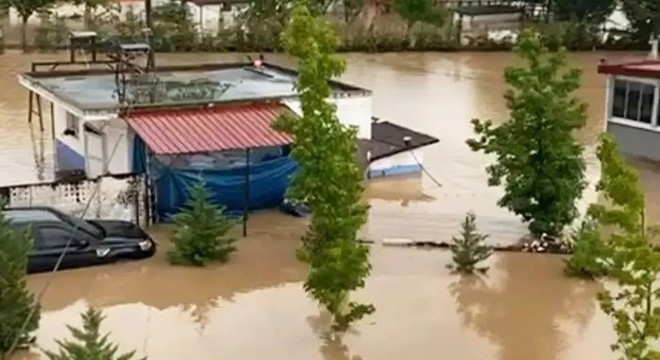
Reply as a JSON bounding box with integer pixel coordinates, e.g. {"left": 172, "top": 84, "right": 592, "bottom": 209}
{"left": 0, "top": 210, "right": 40, "bottom": 360}
{"left": 448, "top": 213, "right": 492, "bottom": 274}
{"left": 167, "top": 179, "right": 236, "bottom": 266}
{"left": 45, "top": 306, "right": 144, "bottom": 360}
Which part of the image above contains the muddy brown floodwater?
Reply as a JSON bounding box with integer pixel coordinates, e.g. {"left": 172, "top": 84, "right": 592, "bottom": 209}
{"left": 0, "top": 50, "right": 650, "bottom": 359}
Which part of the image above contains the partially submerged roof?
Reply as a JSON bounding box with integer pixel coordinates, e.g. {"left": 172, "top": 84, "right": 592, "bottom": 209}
{"left": 598, "top": 57, "right": 660, "bottom": 78}
{"left": 126, "top": 103, "right": 293, "bottom": 155}
{"left": 357, "top": 118, "right": 439, "bottom": 166}
{"left": 19, "top": 62, "right": 371, "bottom": 113}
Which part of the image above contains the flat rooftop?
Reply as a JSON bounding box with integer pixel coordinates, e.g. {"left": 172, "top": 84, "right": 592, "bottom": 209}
{"left": 20, "top": 62, "right": 370, "bottom": 112}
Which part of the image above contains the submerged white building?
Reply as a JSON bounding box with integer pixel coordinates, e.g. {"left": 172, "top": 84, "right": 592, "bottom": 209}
{"left": 17, "top": 36, "right": 438, "bottom": 220}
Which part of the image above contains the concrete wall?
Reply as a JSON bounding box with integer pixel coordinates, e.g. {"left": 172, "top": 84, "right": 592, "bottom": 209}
{"left": 53, "top": 104, "right": 132, "bottom": 176}
{"left": 368, "top": 149, "right": 423, "bottom": 178}
{"left": 607, "top": 121, "right": 660, "bottom": 161}
{"left": 284, "top": 95, "right": 373, "bottom": 139}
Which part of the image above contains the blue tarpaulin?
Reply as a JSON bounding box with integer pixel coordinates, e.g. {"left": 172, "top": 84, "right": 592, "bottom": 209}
{"left": 151, "top": 155, "right": 297, "bottom": 221}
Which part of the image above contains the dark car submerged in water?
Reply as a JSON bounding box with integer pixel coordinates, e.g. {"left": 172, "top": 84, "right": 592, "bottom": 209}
{"left": 3, "top": 206, "right": 156, "bottom": 273}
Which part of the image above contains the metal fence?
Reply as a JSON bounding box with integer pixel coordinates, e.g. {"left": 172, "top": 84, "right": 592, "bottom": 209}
{"left": 0, "top": 173, "right": 151, "bottom": 228}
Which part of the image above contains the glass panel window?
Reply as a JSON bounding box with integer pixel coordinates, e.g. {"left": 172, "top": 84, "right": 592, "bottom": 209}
{"left": 611, "top": 79, "right": 657, "bottom": 125}
{"left": 612, "top": 80, "right": 627, "bottom": 118}
{"left": 626, "top": 81, "right": 642, "bottom": 120}
{"left": 640, "top": 84, "right": 655, "bottom": 124}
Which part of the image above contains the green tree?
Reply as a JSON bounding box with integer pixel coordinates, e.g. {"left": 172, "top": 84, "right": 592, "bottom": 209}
{"left": 167, "top": 179, "right": 237, "bottom": 266}
{"left": 71, "top": 0, "right": 119, "bottom": 30}
{"left": 553, "top": 0, "right": 615, "bottom": 24}
{"left": 563, "top": 219, "right": 609, "bottom": 279}
{"left": 8, "top": 0, "right": 57, "bottom": 51}
{"left": 620, "top": 0, "right": 660, "bottom": 46}
{"left": 46, "top": 306, "right": 144, "bottom": 360}
{"left": 391, "top": 0, "right": 446, "bottom": 34}
{"left": 466, "top": 29, "right": 587, "bottom": 237}
{"left": 447, "top": 212, "right": 492, "bottom": 274}
{"left": 278, "top": 0, "right": 374, "bottom": 332}
{"left": 0, "top": 212, "right": 40, "bottom": 360}
{"left": 590, "top": 134, "right": 660, "bottom": 360}
{"left": 152, "top": 0, "right": 199, "bottom": 52}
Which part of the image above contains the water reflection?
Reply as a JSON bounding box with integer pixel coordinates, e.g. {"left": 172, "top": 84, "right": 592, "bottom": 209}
{"left": 308, "top": 313, "right": 364, "bottom": 360}
{"left": 450, "top": 254, "right": 603, "bottom": 360}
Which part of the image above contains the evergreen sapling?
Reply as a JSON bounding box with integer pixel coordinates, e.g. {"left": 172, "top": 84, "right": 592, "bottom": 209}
{"left": 448, "top": 212, "right": 492, "bottom": 274}
{"left": 0, "top": 209, "right": 40, "bottom": 360}
{"left": 168, "top": 179, "right": 236, "bottom": 266}
{"left": 45, "top": 306, "right": 144, "bottom": 360}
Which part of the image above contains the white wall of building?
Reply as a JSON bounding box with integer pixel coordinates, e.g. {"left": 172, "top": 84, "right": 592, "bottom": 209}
{"left": 368, "top": 149, "right": 423, "bottom": 178}
{"left": 53, "top": 103, "right": 132, "bottom": 176}
{"left": 284, "top": 95, "right": 373, "bottom": 139}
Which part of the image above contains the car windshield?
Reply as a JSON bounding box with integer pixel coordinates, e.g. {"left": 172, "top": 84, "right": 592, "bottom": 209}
{"left": 61, "top": 212, "right": 104, "bottom": 238}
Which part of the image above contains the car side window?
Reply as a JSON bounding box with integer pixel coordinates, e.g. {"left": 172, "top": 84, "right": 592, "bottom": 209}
{"left": 36, "top": 226, "right": 74, "bottom": 249}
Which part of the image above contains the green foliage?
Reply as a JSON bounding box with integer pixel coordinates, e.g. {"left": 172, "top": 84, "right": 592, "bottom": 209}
{"left": 167, "top": 179, "right": 237, "bottom": 266}
{"left": 563, "top": 219, "right": 609, "bottom": 279}
{"left": 580, "top": 134, "right": 660, "bottom": 360}
{"left": 466, "top": 29, "right": 587, "bottom": 237}
{"left": 152, "top": 0, "right": 198, "bottom": 52}
{"left": 552, "top": 0, "right": 616, "bottom": 24}
{"left": 391, "top": 0, "right": 447, "bottom": 32}
{"left": 8, "top": 0, "right": 57, "bottom": 51}
{"left": 279, "top": 0, "right": 374, "bottom": 332}
{"left": 34, "top": 13, "right": 69, "bottom": 52}
{"left": 45, "top": 306, "right": 144, "bottom": 360}
{"left": 0, "top": 211, "right": 39, "bottom": 359}
{"left": 620, "top": 0, "right": 660, "bottom": 46}
{"left": 447, "top": 212, "right": 492, "bottom": 274}
{"left": 71, "top": 0, "right": 118, "bottom": 30}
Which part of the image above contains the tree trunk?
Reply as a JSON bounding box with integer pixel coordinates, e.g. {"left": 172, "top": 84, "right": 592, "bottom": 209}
{"left": 21, "top": 16, "right": 28, "bottom": 53}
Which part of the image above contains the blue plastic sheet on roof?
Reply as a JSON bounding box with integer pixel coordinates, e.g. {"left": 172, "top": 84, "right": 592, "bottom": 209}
{"left": 132, "top": 136, "right": 147, "bottom": 174}
{"left": 150, "top": 155, "right": 297, "bottom": 222}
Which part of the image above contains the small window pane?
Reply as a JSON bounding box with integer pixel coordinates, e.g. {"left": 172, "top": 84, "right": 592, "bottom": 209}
{"left": 38, "top": 227, "right": 73, "bottom": 249}
{"left": 626, "top": 82, "right": 642, "bottom": 120}
{"left": 612, "top": 80, "right": 627, "bottom": 118}
{"left": 66, "top": 113, "right": 80, "bottom": 138}
{"left": 640, "top": 84, "right": 655, "bottom": 124}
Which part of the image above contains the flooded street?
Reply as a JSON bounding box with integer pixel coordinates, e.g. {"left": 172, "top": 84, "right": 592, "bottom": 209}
{"left": 0, "top": 51, "right": 642, "bottom": 358}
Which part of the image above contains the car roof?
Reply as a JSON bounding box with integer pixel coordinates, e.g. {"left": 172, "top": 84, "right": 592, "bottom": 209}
{"left": 2, "top": 207, "right": 62, "bottom": 224}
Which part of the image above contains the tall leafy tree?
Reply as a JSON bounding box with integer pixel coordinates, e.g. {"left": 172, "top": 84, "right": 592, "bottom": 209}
{"left": 8, "top": 0, "right": 57, "bottom": 51}
{"left": 168, "top": 179, "right": 237, "bottom": 266}
{"left": 277, "top": 0, "right": 374, "bottom": 332}
{"left": 620, "top": 0, "right": 660, "bottom": 46}
{"left": 391, "top": 0, "right": 446, "bottom": 34}
{"left": 0, "top": 211, "right": 40, "bottom": 360}
{"left": 46, "top": 306, "right": 144, "bottom": 360}
{"left": 589, "top": 135, "right": 660, "bottom": 360}
{"left": 466, "top": 29, "right": 587, "bottom": 237}
{"left": 552, "top": 0, "right": 615, "bottom": 24}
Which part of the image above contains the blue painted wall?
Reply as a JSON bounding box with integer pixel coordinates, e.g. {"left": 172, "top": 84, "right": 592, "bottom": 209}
{"left": 368, "top": 163, "right": 421, "bottom": 179}
{"left": 56, "top": 140, "right": 85, "bottom": 171}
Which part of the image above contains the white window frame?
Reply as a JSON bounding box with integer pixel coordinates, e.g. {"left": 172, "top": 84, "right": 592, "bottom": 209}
{"left": 65, "top": 112, "right": 80, "bottom": 139}
{"left": 608, "top": 75, "right": 660, "bottom": 132}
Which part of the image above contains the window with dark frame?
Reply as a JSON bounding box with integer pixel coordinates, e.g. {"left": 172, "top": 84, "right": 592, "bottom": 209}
{"left": 66, "top": 112, "right": 80, "bottom": 138}
{"left": 612, "top": 80, "right": 627, "bottom": 118}
{"left": 611, "top": 79, "right": 657, "bottom": 125}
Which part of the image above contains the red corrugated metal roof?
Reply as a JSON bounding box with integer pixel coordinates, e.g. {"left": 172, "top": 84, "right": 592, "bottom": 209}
{"left": 126, "top": 103, "right": 293, "bottom": 155}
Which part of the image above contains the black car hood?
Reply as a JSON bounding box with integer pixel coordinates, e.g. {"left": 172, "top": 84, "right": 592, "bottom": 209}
{"left": 87, "top": 220, "right": 146, "bottom": 240}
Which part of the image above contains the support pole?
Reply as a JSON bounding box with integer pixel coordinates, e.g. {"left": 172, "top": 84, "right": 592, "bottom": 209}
{"left": 145, "top": 0, "right": 155, "bottom": 69}
{"left": 36, "top": 94, "right": 44, "bottom": 131}
{"left": 27, "top": 91, "right": 33, "bottom": 124}
{"left": 243, "top": 147, "right": 250, "bottom": 237}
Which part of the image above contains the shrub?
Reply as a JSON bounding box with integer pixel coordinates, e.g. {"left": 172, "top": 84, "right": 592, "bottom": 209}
{"left": 563, "top": 220, "right": 609, "bottom": 279}
{"left": 167, "top": 179, "right": 236, "bottom": 266}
